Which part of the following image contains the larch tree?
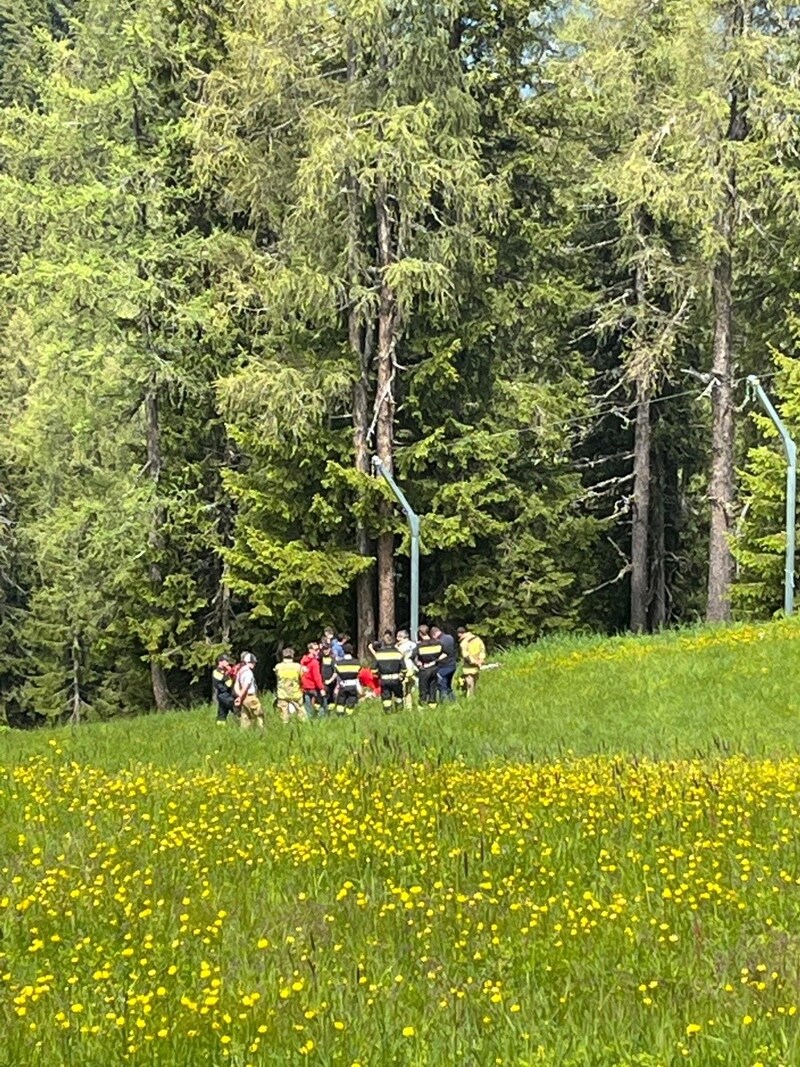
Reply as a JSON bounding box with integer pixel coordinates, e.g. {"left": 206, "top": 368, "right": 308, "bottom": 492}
{"left": 555, "top": 0, "right": 703, "bottom": 632}
{"left": 733, "top": 9, "right": 800, "bottom": 616}
{"left": 557, "top": 0, "right": 797, "bottom": 626}
{"left": 391, "top": 0, "right": 604, "bottom": 640}
{"left": 664, "top": 0, "right": 795, "bottom": 622}
{"left": 195, "top": 0, "right": 494, "bottom": 648}
{"left": 0, "top": 0, "right": 75, "bottom": 721}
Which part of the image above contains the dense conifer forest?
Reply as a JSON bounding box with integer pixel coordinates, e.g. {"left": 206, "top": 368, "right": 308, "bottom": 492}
{"left": 1, "top": 0, "right": 798, "bottom": 721}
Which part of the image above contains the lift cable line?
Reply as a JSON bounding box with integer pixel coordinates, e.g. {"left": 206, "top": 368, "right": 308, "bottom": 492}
{"left": 374, "top": 372, "right": 789, "bottom": 627}
{"left": 392, "top": 371, "right": 779, "bottom": 456}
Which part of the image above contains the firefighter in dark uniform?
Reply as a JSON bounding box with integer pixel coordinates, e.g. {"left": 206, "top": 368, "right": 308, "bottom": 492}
{"left": 415, "top": 627, "right": 444, "bottom": 709}
{"left": 320, "top": 643, "right": 338, "bottom": 706}
{"left": 212, "top": 654, "right": 235, "bottom": 724}
{"left": 369, "top": 632, "right": 406, "bottom": 714}
{"left": 333, "top": 643, "right": 361, "bottom": 716}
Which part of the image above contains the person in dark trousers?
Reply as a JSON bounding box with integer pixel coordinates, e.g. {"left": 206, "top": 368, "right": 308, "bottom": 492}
{"left": 431, "top": 626, "right": 457, "bottom": 702}
{"left": 369, "top": 631, "right": 406, "bottom": 714}
{"left": 320, "top": 641, "right": 338, "bottom": 706}
{"left": 415, "top": 626, "right": 444, "bottom": 709}
{"left": 212, "top": 654, "right": 235, "bottom": 724}
{"left": 300, "top": 641, "right": 327, "bottom": 719}
{"left": 334, "top": 643, "right": 361, "bottom": 716}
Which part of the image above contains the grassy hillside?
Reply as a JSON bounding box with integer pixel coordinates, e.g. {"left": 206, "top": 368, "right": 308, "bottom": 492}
{"left": 5, "top": 618, "right": 800, "bottom": 769}
{"left": 4, "top": 620, "right": 800, "bottom": 1067}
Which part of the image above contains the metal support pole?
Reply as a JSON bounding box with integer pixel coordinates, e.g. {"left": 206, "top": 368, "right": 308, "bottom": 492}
{"left": 371, "top": 456, "right": 420, "bottom": 639}
{"left": 747, "top": 375, "right": 797, "bottom": 617}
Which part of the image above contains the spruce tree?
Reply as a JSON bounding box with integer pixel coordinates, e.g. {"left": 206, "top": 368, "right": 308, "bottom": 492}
{"left": 1, "top": 0, "right": 231, "bottom": 715}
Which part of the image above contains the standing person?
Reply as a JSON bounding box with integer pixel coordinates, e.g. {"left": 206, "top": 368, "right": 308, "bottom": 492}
{"left": 275, "top": 648, "right": 306, "bottom": 724}
{"left": 457, "top": 626, "right": 486, "bottom": 697}
{"left": 396, "top": 629, "right": 417, "bottom": 708}
{"left": 415, "top": 626, "right": 444, "bottom": 709}
{"left": 369, "top": 632, "right": 406, "bottom": 714}
{"left": 212, "top": 654, "right": 235, "bottom": 725}
{"left": 234, "top": 651, "right": 265, "bottom": 730}
{"left": 324, "top": 627, "right": 345, "bottom": 661}
{"left": 320, "top": 641, "right": 338, "bottom": 707}
{"left": 431, "top": 626, "right": 457, "bottom": 702}
{"left": 333, "top": 643, "right": 361, "bottom": 716}
{"left": 300, "top": 642, "right": 327, "bottom": 719}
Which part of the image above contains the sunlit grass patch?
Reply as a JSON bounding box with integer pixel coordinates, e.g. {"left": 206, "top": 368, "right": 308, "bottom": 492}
{"left": 4, "top": 620, "right": 800, "bottom": 1065}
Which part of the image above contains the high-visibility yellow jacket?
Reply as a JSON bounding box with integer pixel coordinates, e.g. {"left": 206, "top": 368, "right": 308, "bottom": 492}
{"left": 416, "top": 640, "right": 443, "bottom": 668}
{"left": 459, "top": 632, "right": 486, "bottom": 671}
{"left": 275, "top": 661, "right": 303, "bottom": 702}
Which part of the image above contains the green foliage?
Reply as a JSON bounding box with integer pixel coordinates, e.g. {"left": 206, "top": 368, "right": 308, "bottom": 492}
{"left": 221, "top": 425, "right": 375, "bottom": 640}
{"left": 735, "top": 356, "right": 800, "bottom": 618}
{"left": 0, "top": 0, "right": 71, "bottom": 106}
{"left": 193, "top": 0, "right": 578, "bottom": 636}
{"left": 0, "top": 0, "right": 798, "bottom": 715}
{"left": 0, "top": 0, "right": 235, "bottom": 717}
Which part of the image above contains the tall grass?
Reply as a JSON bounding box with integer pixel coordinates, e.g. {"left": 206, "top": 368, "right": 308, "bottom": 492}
{"left": 5, "top": 618, "right": 800, "bottom": 768}
{"left": 3, "top": 620, "right": 800, "bottom": 1066}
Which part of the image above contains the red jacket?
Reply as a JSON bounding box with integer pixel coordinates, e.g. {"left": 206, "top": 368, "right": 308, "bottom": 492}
{"left": 358, "top": 667, "right": 382, "bottom": 696}
{"left": 300, "top": 653, "right": 324, "bottom": 692}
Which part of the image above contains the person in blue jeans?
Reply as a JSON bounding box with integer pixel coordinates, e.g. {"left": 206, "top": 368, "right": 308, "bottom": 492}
{"left": 431, "top": 626, "right": 457, "bottom": 701}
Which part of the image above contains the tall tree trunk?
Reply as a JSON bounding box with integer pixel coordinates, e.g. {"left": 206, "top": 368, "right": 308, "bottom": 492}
{"left": 133, "top": 101, "right": 170, "bottom": 709}
{"left": 630, "top": 377, "right": 651, "bottom": 633}
{"left": 662, "top": 445, "right": 680, "bottom": 627}
{"left": 69, "top": 633, "right": 82, "bottom": 725}
{"left": 649, "top": 442, "right": 667, "bottom": 630}
{"left": 351, "top": 311, "right": 376, "bottom": 657}
{"left": 219, "top": 581, "right": 232, "bottom": 648}
{"left": 150, "top": 658, "right": 171, "bottom": 713}
{"left": 216, "top": 435, "right": 236, "bottom": 652}
{"left": 707, "top": 1, "right": 746, "bottom": 622}
{"left": 210, "top": 578, "right": 233, "bottom": 704}
{"left": 374, "top": 178, "right": 398, "bottom": 636}
{"left": 629, "top": 236, "right": 651, "bottom": 634}
{"left": 706, "top": 236, "right": 735, "bottom": 621}
{"left": 346, "top": 38, "right": 376, "bottom": 658}
{"left": 145, "top": 380, "right": 171, "bottom": 711}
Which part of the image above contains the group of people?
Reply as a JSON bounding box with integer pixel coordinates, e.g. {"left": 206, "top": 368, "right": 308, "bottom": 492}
{"left": 212, "top": 625, "right": 487, "bottom": 728}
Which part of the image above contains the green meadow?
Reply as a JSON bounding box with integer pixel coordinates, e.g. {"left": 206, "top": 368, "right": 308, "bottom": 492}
{"left": 4, "top": 620, "right": 800, "bottom": 1066}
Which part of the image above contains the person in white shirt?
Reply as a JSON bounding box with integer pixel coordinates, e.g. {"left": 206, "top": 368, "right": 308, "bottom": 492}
{"left": 234, "top": 651, "right": 264, "bottom": 729}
